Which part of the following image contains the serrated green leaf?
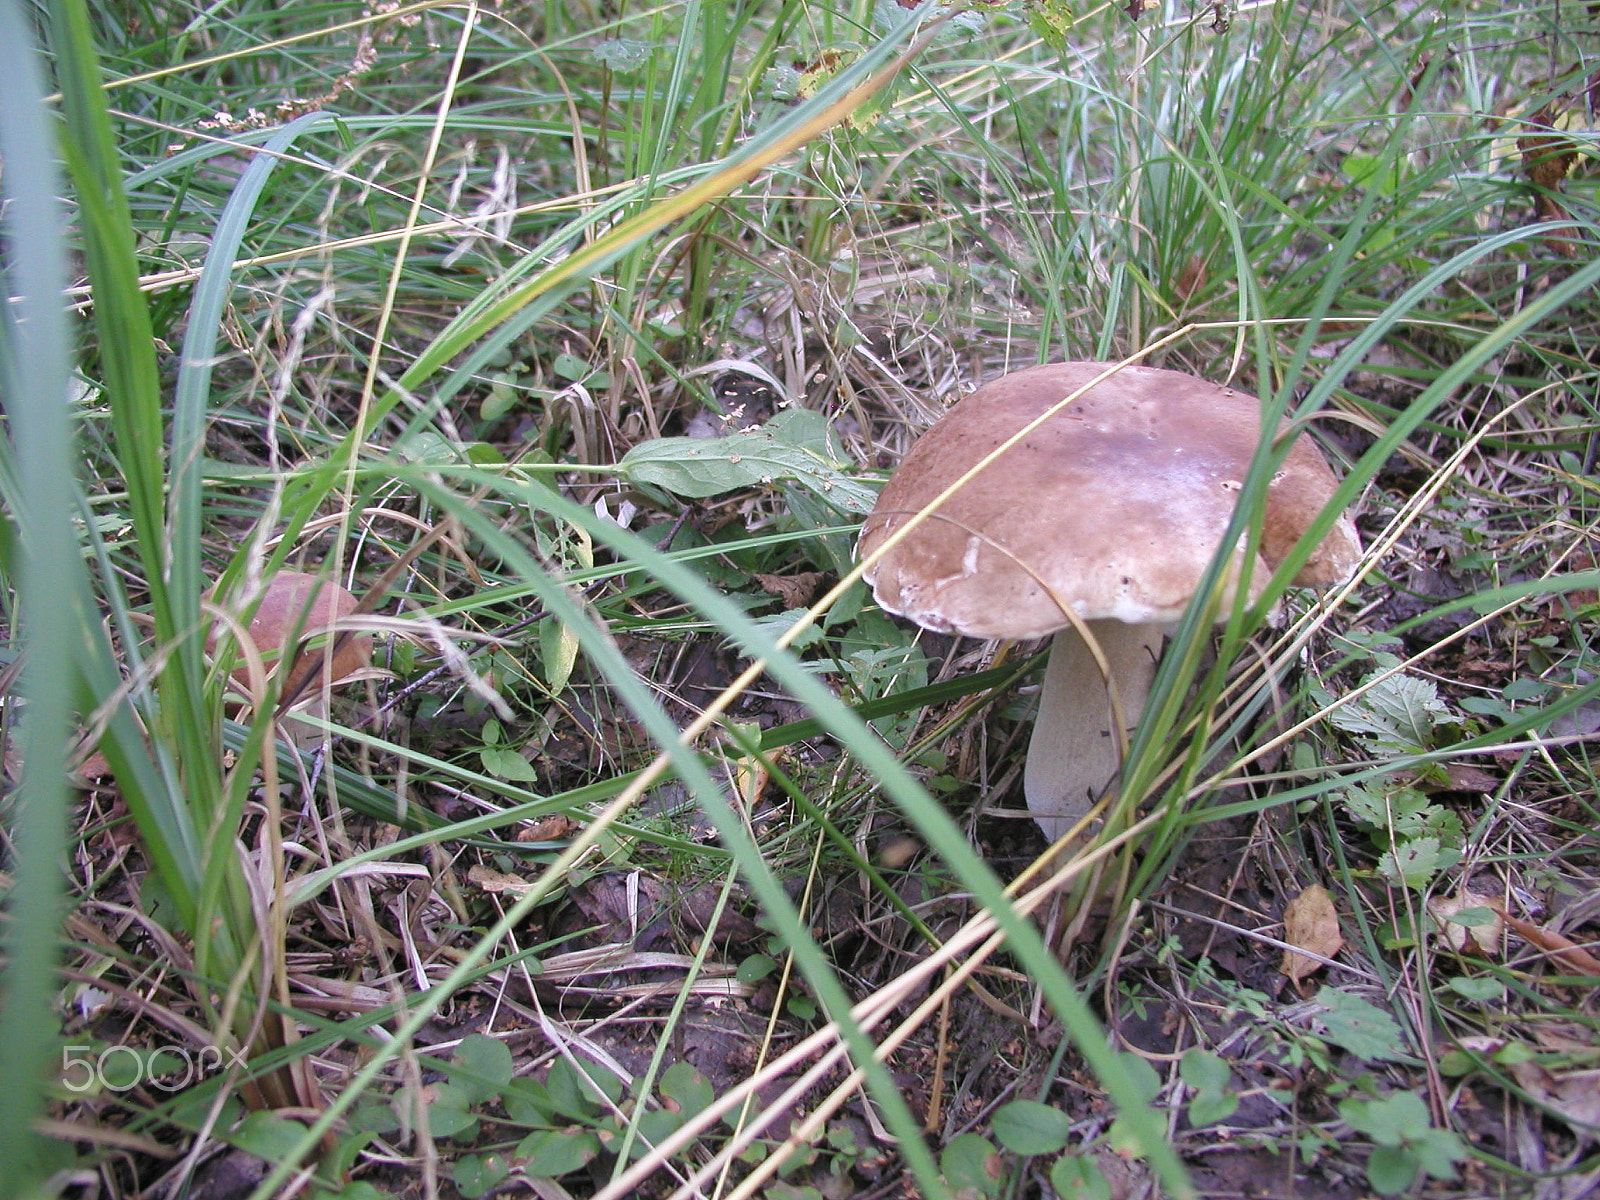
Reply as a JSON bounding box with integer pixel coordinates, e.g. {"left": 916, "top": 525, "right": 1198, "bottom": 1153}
{"left": 1027, "top": 0, "right": 1076, "bottom": 51}
{"left": 991, "top": 1099, "right": 1072, "bottom": 1155}
{"left": 591, "top": 38, "right": 653, "bottom": 73}
{"left": 1315, "top": 988, "right": 1412, "bottom": 1063}
{"left": 1378, "top": 836, "right": 1447, "bottom": 890}
{"left": 1328, "top": 672, "right": 1451, "bottom": 750}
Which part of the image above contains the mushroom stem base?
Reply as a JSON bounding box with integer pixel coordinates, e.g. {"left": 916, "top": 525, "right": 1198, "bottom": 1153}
{"left": 1024, "top": 619, "right": 1166, "bottom": 842}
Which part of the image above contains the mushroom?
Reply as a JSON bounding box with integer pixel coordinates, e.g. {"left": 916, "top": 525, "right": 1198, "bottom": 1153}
{"left": 857, "top": 361, "right": 1361, "bottom": 841}
{"left": 212, "top": 570, "right": 372, "bottom": 722}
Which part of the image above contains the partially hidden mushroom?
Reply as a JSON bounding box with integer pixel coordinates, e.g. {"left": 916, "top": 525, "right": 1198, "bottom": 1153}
{"left": 857, "top": 361, "right": 1362, "bottom": 841}
{"left": 213, "top": 570, "right": 372, "bottom": 716}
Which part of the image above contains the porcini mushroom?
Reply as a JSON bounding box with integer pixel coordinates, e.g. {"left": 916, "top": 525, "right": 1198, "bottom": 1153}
{"left": 213, "top": 570, "right": 372, "bottom": 715}
{"left": 857, "top": 362, "right": 1361, "bottom": 841}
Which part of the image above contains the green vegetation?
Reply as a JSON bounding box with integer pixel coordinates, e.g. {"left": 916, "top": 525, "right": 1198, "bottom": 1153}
{"left": 2, "top": 1, "right": 1598, "bottom": 1197}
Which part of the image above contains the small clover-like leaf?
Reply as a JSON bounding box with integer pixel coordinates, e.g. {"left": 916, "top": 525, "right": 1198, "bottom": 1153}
{"left": 991, "top": 1099, "right": 1072, "bottom": 1156}
{"left": 1365, "top": 1144, "right": 1420, "bottom": 1196}
{"left": 515, "top": 1127, "right": 601, "bottom": 1178}
{"left": 453, "top": 1033, "right": 513, "bottom": 1105}
{"left": 940, "top": 1132, "right": 1003, "bottom": 1195}
{"left": 1051, "top": 1154, "right": 1114, "bottom": 1200}
{"left": 659, "top": 1062, "right": 714, "bottom": 1114}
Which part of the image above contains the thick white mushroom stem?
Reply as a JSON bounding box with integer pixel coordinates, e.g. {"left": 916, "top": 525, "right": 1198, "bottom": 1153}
{"left": 1023, "top": 619, "right": 1167, "bottom": 842}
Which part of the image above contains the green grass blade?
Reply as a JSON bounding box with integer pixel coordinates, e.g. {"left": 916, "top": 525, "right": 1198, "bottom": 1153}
{"left": 0, "top": 2, "right": 90, "bottom": 1189}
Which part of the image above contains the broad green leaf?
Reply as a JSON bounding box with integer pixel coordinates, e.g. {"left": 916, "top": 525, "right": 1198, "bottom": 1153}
{"left": 619, "top": 408, "right": 876, "bottom": 512}
{"left": 1178, "top": 1048, "right": 1232, "bottom": 1094}
{"left": 502, "top": 1079, "right": 556, "bottom": 1127}
{"left": 479, "top": 746, "right": 542, "bottom": 784}
{"left": 631, "top": 1106, "right": 685, "bottom": 1153}
{"left": 1415, "top": 1127, "right": 1467, "bottom": 1179}
{"left": 940, "top": 1132, "right": 1003, "bottom": 1194}
{"left": 1447, "top": 976, "right": 1504, "bottom": 1002}
{"left": 659, "top": 1062, "right": 714, "bottom": 1114}
{"left": 1051, "top": 1154, "right": 1113, "bottom": 1200}
{"left": 1180, "top": 1051, "right": 1239, "bottom": 1126}
{"left": 452, "top": 1153, "right": 511, "bottom": 1199}
{"left": 420, "top": 1081, "right": 479, "bottom": 1138}
{"left": 990, "top": 1099, "right": 1073, "bottom": 1156}
{"left": 232, "top": 1113, "right": 310, "bottom": 1161}
{"left": 539, "top": 615, "right": 581, "bottom": 696}
{"left": 454, "top": 1033, "right": 514, "bottom": 1105}
{"left": 516, "top": 1127, "right": 601, "bottom": 1177}
{"left": 1365, "top": 1145, "right": 1419, "bottom": 1196}
{"left": 1187, "top": 1089, "right": 1239, "bottom": 1128}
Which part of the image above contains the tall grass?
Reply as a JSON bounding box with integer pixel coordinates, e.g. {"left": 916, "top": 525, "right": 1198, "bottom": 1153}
{"left": 4, "top": 0, "right": 1597, "bottom": 1197}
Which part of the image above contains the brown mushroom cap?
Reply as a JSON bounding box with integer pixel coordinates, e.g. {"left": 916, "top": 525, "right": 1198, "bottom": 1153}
{"left": 858, "top": 362, "right": 1361, "bottom": 640}
{"left": 236, "top": 570, "right": 370, "bottom": 690}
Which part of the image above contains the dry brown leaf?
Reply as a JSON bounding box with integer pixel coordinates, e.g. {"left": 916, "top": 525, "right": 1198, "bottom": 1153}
{"left": 467, "top": 863, "right": 538, "bottom": 897}
{"left": 515, "top": 813, "right": 578, "bottom": 843}
{"left": 1427, "top": 889, "right": 1504, "bottom": 956}
{"left": 753, "top": 571, "right": 824, "bottom": 609}
{"left": 1530, "top": 1023, "right": 1596, "bottom": 1055}
{"left": 1508, "top": 1060, "right": 1600, "bottom": 1141}
{"left": 1174, "top": 254, "right": 1207, "bottom": 301}
{"left": 1498, "top": 905, "right": 1600, "bottom": 977}
{"left": 1281, "top": 884, "right": 1344, "bottom": 986}
{"left": 1445, "top": 763, "right": 1498, "bottom": 793}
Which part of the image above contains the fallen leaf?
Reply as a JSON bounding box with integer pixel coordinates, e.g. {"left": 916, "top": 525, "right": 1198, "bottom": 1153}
{"left": 1427, "top": 889, "right": 1504, "bottom": 956}
{"left": 1497, "top": 906, "right": 1600, "bottom": 976}
{"left": 1174, "top": 254, "right": 1207, "bottom": 300}
{"left": 1282, "top": 884, "right": 1344, "bottom": 986}
{"left": 468, "top": 864, "right": 539, "bottom": 898}
{"left": 1508, "top": 1061, "right": 1600, "bottom": 1141}
{"left": 515, "top": 813, "right": 578, "bottom": 843}
{"left": 1445, "top": 763, "right": 1499, "bottom": 793}
{"left": 754, "top": 571, "right": 824, "bottom": 609}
